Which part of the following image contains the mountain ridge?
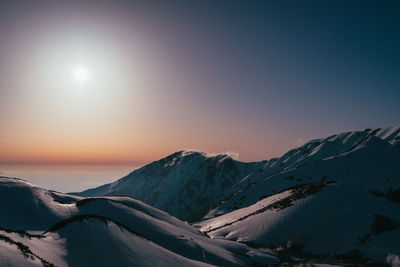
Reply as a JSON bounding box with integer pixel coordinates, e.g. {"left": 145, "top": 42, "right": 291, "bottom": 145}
{"left": 73, "top": 149, "right": 266, "bottom": 221}
{"left": 74, "top": 126, "right": 400, "bottom": 222}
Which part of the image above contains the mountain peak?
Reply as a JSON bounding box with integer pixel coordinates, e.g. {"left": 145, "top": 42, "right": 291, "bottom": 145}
{"left": 75, "top": 149, "right": 262, "bottom": 221}
{"left": 176, "top": 149, "right": 239, "bottom": 160}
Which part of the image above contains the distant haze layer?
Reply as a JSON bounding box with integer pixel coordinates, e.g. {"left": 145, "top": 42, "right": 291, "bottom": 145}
{"left": 0, "top": 164, "right": 137, "bottom": 192}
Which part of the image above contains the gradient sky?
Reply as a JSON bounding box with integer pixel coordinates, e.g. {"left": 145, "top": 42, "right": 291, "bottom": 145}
{"left": 1, "top": 0, "right": 399, "bottom": 165}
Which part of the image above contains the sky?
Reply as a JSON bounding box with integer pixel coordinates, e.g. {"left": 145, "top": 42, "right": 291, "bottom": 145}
{"left": 1, "top": 0, "right": 399, "bottom": 166}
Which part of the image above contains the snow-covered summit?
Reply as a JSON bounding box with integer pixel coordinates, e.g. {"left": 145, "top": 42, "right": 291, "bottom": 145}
{"left": 75, "top": 150, "right": 265, "bottom": 221}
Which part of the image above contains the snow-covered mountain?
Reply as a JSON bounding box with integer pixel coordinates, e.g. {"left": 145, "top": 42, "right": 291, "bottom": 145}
{"left": 75, "top": 126, "right": 400, "bottom": 264}
{"left": 74, "top": 150, "right": 265, "bottom": 221}
{"left": 205, "top": 126, "right": 400, "bottom": 217}
{"left": 193, "top": 127, "right": 400, "bottom": 263}
{"left": 76, "top": 127, "right": 400, "bottom": 222}
{"left": 0, "top": 177, "right": 278, "bottom": 267}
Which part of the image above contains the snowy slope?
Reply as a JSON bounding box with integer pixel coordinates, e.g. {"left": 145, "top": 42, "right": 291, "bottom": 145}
{"left": 192, "top": 127, "right": 400, "bottom": 262}
{"left": 206, "top": 129, "right": 400, "bottom": 217}
{"left": 74, "top": 150, "right": 265, "bottom": 221}
{"left": 0, "top": 177, "right": 278, "bottom": 267}
{"left": 195, "top": 182, "right": 400, "bottom": 261}
{"left": 0, "top": 236, "right": 44, "bottom": 267}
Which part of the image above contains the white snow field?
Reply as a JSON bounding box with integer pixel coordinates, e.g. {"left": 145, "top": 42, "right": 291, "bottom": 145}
{"left": 0, "top": 177, "right": 278, "bottom": 267}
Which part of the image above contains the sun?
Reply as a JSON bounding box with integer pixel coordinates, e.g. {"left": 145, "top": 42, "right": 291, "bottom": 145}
{"left": 73, "top": 66, "right": 89, "bottom": 83}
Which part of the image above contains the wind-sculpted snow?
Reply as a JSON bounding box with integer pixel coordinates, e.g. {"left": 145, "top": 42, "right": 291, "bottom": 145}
{"left": 196, "top": 182, "right": 332, "bottom": 234}
{"left": 196, "top": 182, "right": 400, "bottom": 262}
{"left": 0, "top": 232, "right": 51, "bottom": 267}
{"left": 0, "top": 177, "right": 279, "bottom": 267}
{"left": 0, "top": 177, "right": 79, "bottom": 230}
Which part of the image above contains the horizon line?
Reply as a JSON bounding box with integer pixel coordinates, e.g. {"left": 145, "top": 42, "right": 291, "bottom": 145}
{"left": 0, "top": 160, "right": 147, "bottom": 166}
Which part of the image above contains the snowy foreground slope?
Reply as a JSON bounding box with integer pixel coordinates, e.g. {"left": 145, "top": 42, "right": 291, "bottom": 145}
{"left": 0, "top": 177, "right": 278, "bottom": 267}
{"left": 76, "top": 126, "right": 400, "bottom": 264}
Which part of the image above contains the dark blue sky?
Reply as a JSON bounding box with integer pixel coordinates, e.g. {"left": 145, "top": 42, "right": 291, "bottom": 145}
{"left": 155, "top": 0, "right": 400, "bottom": 132}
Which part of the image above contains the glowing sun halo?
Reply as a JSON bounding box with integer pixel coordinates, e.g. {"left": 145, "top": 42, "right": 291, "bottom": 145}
{"left": 73, "top": 66, "right": 89, "bottom": 83}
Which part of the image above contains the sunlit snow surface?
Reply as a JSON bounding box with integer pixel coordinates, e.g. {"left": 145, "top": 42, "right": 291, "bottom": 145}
{"left": 0, "top": 177, "right": 278, "bottom": 266}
